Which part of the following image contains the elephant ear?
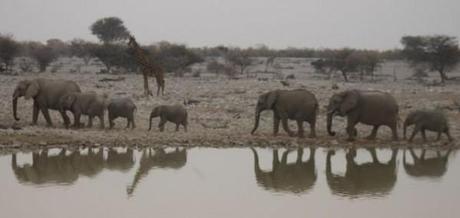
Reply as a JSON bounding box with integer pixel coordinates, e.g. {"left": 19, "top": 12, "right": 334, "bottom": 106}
{"left": 339, "top": 90, "right": 359, "bottom": 115}
{"left": 24, "top": 80, "right": 39, "bottom": 100}
{"left": 63, "top": 94, "right": 77, "bottom": 109}
{"left": 264, "top": 91, "right": 278, "bottom": 109}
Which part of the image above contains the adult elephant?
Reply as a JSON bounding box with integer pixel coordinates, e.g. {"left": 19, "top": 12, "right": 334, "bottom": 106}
{"left": 250, "top": 147, "right": 317, "bottom": 194}
{"left": 251, "top": 89, "right": 318, "bottom": 138}
{"left": 12, "top": 78, "right": 81, "bottom": 127}
{"left": 127, "top": 148, "right": 187, "bottom": 196}
{"left": 326, "top": 89, "right": 399, "bottom": 141}
{"left": 403, "top": 148, "right": 451, "bottom": 179}
{"left": 326, "top": 148, "right": 398, "bottom": 198}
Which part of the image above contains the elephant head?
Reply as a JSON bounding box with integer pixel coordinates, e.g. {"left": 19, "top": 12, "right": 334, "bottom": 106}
{"left": 403, "top": 149, "right": 451, "bottom": 178}
{"left": 12, "top": 80, "right": 40, "bottom": 121}
{"left": 326, "top": 90, "right": 360, "bottom": 136}
{"left": 403, "top": 112, "right": 420, "bottom": 140}
{"left": 326, "top": 148, "right": 398, "bottom": 198}
{"left": 250, "top": 147, "right": 317, "bottom": 194}
{"left": 251, "top": 91, "right": 278, "bottom": 134}
{"left": 148, "top": 106, "right": 163, "bottom": 131}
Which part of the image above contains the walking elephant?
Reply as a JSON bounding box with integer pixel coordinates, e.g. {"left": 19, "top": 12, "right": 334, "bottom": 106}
{"left": 11, "top": 148, "right": 134, "bottom": 185}
{"left": 403, "top": 148, "right": 452, "bottom": 179}
{"left": 326, "top": 148, "right": 398, "bottom": 198}
{"left": 327, "top": 90, "right": 399, "bottom": 141}
{"left": 12, "top": 78, "right": 81, "bottom": 127}
{"left": 250, "top": 147, "right": 317, "bottom": 194}
{"left": 127, "top": 148, "right": 187, "bottom": 196}
{"left": 251, "top": 89, "right": 318, "bottom": 138}
{"left": 59, "top": 91, "right": 107, "bottom": 128}
{"left": 403, "top": 110, "right": 453, "bottom": 142}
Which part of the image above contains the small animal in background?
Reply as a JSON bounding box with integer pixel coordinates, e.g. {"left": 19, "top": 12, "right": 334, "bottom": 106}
{"left": 107, "top": 97, "right": 137, "bottom": 129}
{"left": 404, "top": 109, "right": 453, "bottom": 142}
{"left": 149, "top": 105, "right": 188, "bottom": 132}
{"left": 59, "top": 91, "right": 106, "bottom": 128}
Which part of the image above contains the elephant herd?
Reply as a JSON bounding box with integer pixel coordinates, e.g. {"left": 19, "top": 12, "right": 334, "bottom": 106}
{"left": 12, "top": 78, "right": 454, "bottom": 143}
{"left": 11, "top": 147, "right": 452, "bottom": 198}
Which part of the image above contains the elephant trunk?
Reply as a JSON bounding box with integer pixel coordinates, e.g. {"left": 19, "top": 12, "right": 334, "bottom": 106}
{"left": 327, "top": 111, "right": 336, "bottom": 136}
{"left": 250, "top": 108, "right": 261, "bottom": 135}
{"left": 12, "top": 93, "right": 20, "bottom": 121}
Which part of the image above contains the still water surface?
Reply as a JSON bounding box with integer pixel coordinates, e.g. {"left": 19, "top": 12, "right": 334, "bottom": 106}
{"left": 0, "top": 147, "right": 459, "bottom": 218}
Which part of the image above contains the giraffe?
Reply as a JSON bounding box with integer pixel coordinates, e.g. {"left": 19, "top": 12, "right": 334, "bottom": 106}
{"left": 127, "top": 35, "right": 165, "bottom": 96}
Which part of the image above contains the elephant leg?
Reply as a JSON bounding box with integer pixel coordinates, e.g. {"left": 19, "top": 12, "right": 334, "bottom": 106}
{"left": 73, "top": 112, "right": 81, "bottom": 128}
{"left": 296, "top": 148, "right": 303, "bottom": 163}
{"left": 366, "top": 125, "right": 380, "bottom": 140}
{"left": 60, "top": 110, "right": 71, "bottom": 128}
{"left": 308, "top": 117, "right": 316, "bottom": 138}
{"left": 131, "top": 116, "right": 136, "bottom": 129}
{"left": 390, "top": 121, "right": 399, "bottom": 141}
{"left": 99, "top": 115, "right": 104, "bottom": 129}
{"left": 296, "top": 120, "right": 305, "bottom": 138}
{"left": 32, "top": 100, "right": 39, "bottom": 125}
{"left": 273, "top": 115, "right": 280, "bottom": 136}
{"left": 346, "top": 118, "right": 359, "bottom": 141}
{"left": 436, "top": 131, "right": 441, "bottom": 141}
{"left": 445, "top": 129, "right": 453, "bottom": 142}
{"left": 421, "top": 128, "right": 427, "bottom": 142}
{"left": 183, "top": 123, "right": 187, "bottom": 132}
{"left": 281, "top": 118, "right": 294, "bottom": 137}
{"left": 125, "top": 118, "right": 130, "bottom": 129}
{"left": 272, "top": 149, "right": 280, "bottom": 169}
{"left": 409, "top": 124, "right": 421, "bottom": 142}
{"left": 40, "top": 106, "right": 53, "bottom": 127}
{"left": 109, "top": 118, "right": 115, "bottom": 129}
{"left": 175, "top": 123, "right": 180, "bottom": 131}
{"left": 158, "top": 119, "right": 167, "bottom": 132}
{"left": 87, "top": 116, "right": 93, "bottom": 128}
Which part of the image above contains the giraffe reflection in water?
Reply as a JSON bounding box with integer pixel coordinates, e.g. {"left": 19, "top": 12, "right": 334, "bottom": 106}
{"left": 250, "top": 147, "right": 317, "bottom": 194}
{"left": 326, "top": 148, "right": 398, "bottom": 198}
{"left": 11, "top": 148, "right": 134, "bottom": 185}
{"left": 403, "top": 148, "right": 452, "bottom": 179}
{"left": 127, "top": 148, "right": 187, "bottom": 196}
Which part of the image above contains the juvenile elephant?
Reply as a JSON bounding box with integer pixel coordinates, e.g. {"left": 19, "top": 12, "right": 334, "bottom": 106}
{"left": 107, "top": 97, "right": 137, "bottom": 129}
{"left": 59, "top": 91, "right": 106, "bottom": 128}
{"left": 403, "top": 110, "right": 453, "bottom": 142}
{"left": 403, "top": 148, "right": 451, "bottom": 179}
{"left": 327, "top": 90, "right": 399, "bottom": 141}
{"left": 251, "top": 89, "right": 318, "bottom": 138}
{"left": 148, "top": 105, "right": 188, "bottom": 132}
{"left": 12, "top": 78, "right": 81, "bottom": 127}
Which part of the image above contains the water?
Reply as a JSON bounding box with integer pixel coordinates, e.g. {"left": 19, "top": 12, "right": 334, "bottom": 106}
{"left": 0, "top": 147, "right": 459, "bottom": 218}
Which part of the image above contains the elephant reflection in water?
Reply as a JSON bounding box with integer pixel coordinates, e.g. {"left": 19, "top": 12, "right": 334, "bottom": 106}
{"left": 250, "top": 147, "right": 316, "bottom": 194}
{"left": 326, "top": 148, "right": 398, "bottom": 198}
{"left": 403, "top": 148, "right": 452, "bottom": 179}
{"left": 11, "top": 148, "right": 134, "bottom": 185}
{"left": 127, "top": 148, "right": 187, "bottom": 196}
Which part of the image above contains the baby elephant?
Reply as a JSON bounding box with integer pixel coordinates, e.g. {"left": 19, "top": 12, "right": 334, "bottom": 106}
{"left": 107, "top": 97, "right": 137, "bottom": 129}
{"left": 148, "top": 105, "right": 188, "bottom": 132}
{"left": 404, "top": 109, "right": 453, "bottom": 142}
{"left": 59, "top": 91, "right": 106, "bottom": 128}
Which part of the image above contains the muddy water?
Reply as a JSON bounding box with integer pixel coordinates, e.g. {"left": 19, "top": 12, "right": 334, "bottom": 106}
{"left": 0, "top": 147, "right": 459, "bottom": 218}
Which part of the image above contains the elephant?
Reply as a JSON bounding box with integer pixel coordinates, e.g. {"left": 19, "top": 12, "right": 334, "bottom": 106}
{"left": 59, "top": 91, "right": 106, "bottom": 128}
{"left": 403, "top": 148, "right": 451, "bottom": 179}
{"left": 251, "top": 89, "right": 318, "bottom": 138}
{"left": 127, "top": 148, "right": 187, "bottom": 196}
{"left": 12, "top": 78, "right": 81, "bottom": 127}
{"left": 11, "top": 147, "right": 134, "bottom": 185}
{"left": 326, "top": 148, "right": 398, "bottom": 198}
{"left": 327, "top": 90, "right": 399, "bottom": 141}
{"left": 148, "top": 105, "right": 188, "bottom": 132}
{"left": 107, "top": 97, "right": 137, "bottom": 129}
{"left": 403, "top": 110, "right": 453, "bottom": 142}
{"left": 250, "top": 147, "right": 316, "bottom": 194}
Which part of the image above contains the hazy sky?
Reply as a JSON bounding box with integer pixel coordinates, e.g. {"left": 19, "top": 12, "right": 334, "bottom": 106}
{"left": 1, "top": 0, "right": 459, "bottom": 49}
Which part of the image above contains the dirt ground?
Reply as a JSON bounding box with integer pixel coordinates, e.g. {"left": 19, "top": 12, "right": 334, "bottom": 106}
{"left": 1, "top": 58, "right": 460, "bottom": 151}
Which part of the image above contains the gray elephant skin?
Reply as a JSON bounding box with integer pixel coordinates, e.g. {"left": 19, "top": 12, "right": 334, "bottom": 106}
{"left": 326, "top": 148, "right": 398, "bottom": 198}
{"left": 12, "top": 78, "right": 81, "bottom": 127}
{"left": 127, "top": 148, "right": 187, "bottom": 196}
{"left": 11, "top": 148, "right": 134, "bottom": 185}
{"left": 327, "top": 90, "right": 399, "bottom": 141}
{"left": 251, "top": 148, "right": 316, "bottom": 194}
{"left": 403, "top": 110, "right": 453, "bottom": 142}
{"left": 403, "top": 148, "right": 451, "bottom": 179}
{"left": 59, "top": 91, "right": 106, "bottom": 128}
{"left": 148, "top": 105, "right": 188, "bottom": 132}
{"left": 107, "top": 97, "right": 137, "bottom": 129}
{"left": 251, "top": 89, "right": 318, "bottom": 138}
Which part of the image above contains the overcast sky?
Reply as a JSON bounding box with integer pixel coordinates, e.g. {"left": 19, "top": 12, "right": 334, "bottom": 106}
{"left": 1, "top": 0, "right": 459, "bottom": 49}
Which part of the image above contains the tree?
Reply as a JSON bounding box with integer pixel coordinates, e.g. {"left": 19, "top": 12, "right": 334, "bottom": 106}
{"left": 0, "top": 34, "right": 20, "bottom": 73}
{"left": 401, "top": 35, "right": 460, "bottom": 83}
{"left": 91, "top": 43, "right": 136, "bottom": 73}
{"left": 46, "top": 38, "right": 70, "bottom": 57}
{"left": 225, "top": 49, "right": 253, "bottom": 77}
{"left": 206, "top": 59, "right": 226, "bottom": 75}
{"left": 146, "top": 41, "right": 203, "bottom": 75}
{"left": 90, "top": 17, "right": 130, "bottom": 44}
{"left": 331, "top": 48, "right": 357, "bottom": 82}
{"left": 70, "top": 38, "right": 96, "bottom": 68}
{"left": 26, "top": 42, "right": 57, "bottom": 72}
